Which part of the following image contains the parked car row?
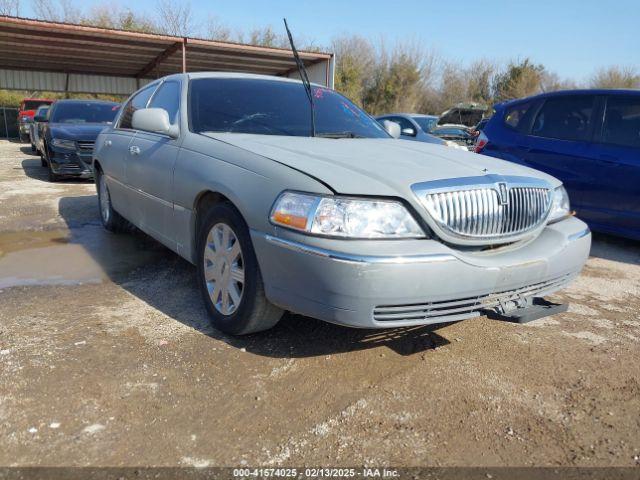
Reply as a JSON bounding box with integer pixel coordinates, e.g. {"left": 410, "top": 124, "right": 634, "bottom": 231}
{"left": 13, "top": 74, "right": 637, "bottom": 336}
{"left": 18, "top": 97, "right": 53, "bottom": 143}
{"left": 27, "top": 99, "right": 120, "bottom": 181}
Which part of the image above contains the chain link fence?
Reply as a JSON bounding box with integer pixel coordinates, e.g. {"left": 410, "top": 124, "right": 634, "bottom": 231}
{"left": 0, "top": 106, "right": 19, "bottom": 139}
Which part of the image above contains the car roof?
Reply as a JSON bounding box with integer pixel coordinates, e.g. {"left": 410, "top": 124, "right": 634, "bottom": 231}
{"left": 179, "top": 71, "right": 325, "bottom": 88}
{"left": 52, "top": 99, "right": 119, "bottom": 105}
{"left": 496, "top": 88, "right": 640, "bottom": 109}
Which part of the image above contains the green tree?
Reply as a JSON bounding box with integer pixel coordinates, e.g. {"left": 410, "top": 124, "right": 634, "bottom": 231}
{"left": 493, "top": 58, "right": 545, "bottom": 101}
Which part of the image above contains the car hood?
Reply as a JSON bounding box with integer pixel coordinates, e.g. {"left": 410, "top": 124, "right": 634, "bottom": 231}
{"left": 205, "top": 133, "right": 561, "bottom": 198}
{"left": 49, "top": 123, "right": 108, "bottom": 140}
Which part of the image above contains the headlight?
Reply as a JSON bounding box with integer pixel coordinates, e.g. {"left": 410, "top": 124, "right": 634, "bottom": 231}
{"left": 270, "top": 191, "right": 425, "bottom": 238}
{"left": 51, "top": 139, "right": 77, "bottom": 150}
{"left": 548, "top": 186, "right": 571, "bottom": 223}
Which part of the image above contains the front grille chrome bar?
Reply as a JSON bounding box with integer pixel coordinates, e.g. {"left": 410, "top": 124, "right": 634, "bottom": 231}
{"left": 412, "top": 175, "right": 554, "bottom": 243}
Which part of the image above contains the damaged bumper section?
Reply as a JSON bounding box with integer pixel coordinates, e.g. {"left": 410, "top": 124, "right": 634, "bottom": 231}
{"left": 252, "top": 216, "right": 591, "bottom": 328}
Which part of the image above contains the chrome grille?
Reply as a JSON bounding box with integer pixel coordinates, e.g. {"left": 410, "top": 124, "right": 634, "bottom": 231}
{"left": 373, "top": 273, "right": 574, "bottom": 322}
{"left": 422, "top": 186, "right": 552, "bottom": 240}
{"left": 76, "top": 141, "right": 95, "bottom": 153}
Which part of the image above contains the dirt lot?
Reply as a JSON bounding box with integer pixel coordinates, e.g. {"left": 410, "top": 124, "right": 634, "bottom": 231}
{"left": 0, "top": 139, "right": 639, "bottom": 468}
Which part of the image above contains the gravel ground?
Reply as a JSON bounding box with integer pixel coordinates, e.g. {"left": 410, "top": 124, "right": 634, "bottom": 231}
{"left": 0, "top": 139, "right": 639, "bottom": 467}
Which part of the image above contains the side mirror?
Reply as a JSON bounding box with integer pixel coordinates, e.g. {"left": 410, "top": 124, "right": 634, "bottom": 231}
{"left": 132, "top": 108, "right": 179, "bottom": 139}
{"left": 401, "top": 127, "right": 416, "bottom": 137}
{"left": 382, "top": 120, "right": 401, "bottom": 139}
{"left": 34, "top": 115, "right": 48, "bottom": 123}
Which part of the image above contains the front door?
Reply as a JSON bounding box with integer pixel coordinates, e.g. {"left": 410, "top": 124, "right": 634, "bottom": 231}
{"left": 124, "top": 80, "right": 182, "bottom": 248}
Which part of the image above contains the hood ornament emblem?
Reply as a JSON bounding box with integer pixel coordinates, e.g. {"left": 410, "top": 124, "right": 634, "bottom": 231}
{"left": 497, "top": 182, "right": 509, "bottom": 205}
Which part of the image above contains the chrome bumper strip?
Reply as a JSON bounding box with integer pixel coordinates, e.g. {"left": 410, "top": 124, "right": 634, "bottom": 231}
{"left": 264, "top": 235, "right": 455, "bottom": 265}
{"left": 568, "top": 227, "right": 591, "bottom": 242}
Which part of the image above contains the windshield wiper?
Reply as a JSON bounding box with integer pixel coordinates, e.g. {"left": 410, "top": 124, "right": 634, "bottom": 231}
{"left": 283, "top": 19, "right": 316, "bottom": 137}
{"left": 316, "top": 131, "right": 364, "bottom": 139}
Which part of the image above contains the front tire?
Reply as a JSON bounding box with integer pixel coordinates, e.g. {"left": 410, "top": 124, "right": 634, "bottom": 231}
{"left": 197, "top": 203, "right": 283, "bottom": 335}
{"left": 96, "top": 168, "right": 128, "bottom": 233}
{"left": 47, "top": 160, "right": 59, "bottom": 182}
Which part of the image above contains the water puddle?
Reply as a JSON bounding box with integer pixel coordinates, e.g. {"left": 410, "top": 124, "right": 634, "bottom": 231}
{"left": 0, "top": 225, "right": 165, "bottom": 289}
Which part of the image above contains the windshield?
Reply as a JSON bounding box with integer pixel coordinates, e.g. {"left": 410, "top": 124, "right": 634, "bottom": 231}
{"left": 50, "top": 102, "right": 120, "bottom": 124}
{"left": 22, "top": 100, "right": 52, "bottom": 111}
{"left": 413, "top": 116, "right": 438, "bottom": 133}
{"left": 189, "top": 78, "right": 389, "bottom": 138}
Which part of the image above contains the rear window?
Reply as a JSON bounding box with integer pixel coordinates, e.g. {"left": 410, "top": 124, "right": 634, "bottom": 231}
{"left": 602, "top": 96, "right": 640, "bottom": 148}
{"left": 22, "top": 100, "right": 52, "bottom": 111}
{"left": 531, "top": 95, "right": 595, "bottom": 142}
{"left": 503, "top": 101, "right": 534, "bottom": 132}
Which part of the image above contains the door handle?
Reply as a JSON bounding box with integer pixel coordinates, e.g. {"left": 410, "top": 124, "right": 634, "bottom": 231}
{"left": 129, "top": 145, "right": 141, "bottom": 156}
{"left": 104, "top": 139, "right": 112, "bottom": 147}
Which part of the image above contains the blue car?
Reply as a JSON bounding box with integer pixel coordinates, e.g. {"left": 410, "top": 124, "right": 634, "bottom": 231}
{"left": 375, "top": 113, "right": 447, "bottom": 145}
{"left": 41, "top": 99, "right": 120, "bottom": 182}
{"left": 478, "top": 89, "right": 640, "bottom": 240}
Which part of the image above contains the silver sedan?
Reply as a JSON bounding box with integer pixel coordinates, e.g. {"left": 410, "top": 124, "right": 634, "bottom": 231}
{"left": 93, "top": 73, "right": 591, "bottom": 335}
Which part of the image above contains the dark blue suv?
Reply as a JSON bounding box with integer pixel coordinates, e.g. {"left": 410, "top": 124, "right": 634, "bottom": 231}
{"left": 478, "top": 90, "right": 640, "bottom": 240}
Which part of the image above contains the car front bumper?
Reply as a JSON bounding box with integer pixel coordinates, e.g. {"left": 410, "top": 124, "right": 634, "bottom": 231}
{"left": 251, "top": 216, "right": 591, "bottom": 328}
{"left": 49, "top": 147, "right": 94, "bottom": 178}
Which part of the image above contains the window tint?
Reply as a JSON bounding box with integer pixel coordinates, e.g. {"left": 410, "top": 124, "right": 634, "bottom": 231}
{"left": 50, "top": 102, "right": 119, "bottom": 124}
{"left": 602, "top": 96, "right": 640, "bottom": 148}
{"left": 189, "top": 78, "right": 388, "bottom": 138}
{"left": 118, "top": 84, "right": 157, "bottom": 129}
{"left": 149, "top": 81, "right": 181, "bottom": 125}
{"left": 531, "top": 96, "right": 595, "bottom": 141}
{"left": 503, "top": 101, "right": 534, "bottom": 132}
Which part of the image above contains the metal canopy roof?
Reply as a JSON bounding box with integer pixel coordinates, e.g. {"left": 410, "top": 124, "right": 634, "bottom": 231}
{"left": 0, "top": 16, "right": 333, "bottom": 88}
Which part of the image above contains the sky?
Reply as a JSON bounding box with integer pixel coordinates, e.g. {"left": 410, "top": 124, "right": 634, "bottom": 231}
{"left": 20, "top": 0, "right": 640, "bottom": 82}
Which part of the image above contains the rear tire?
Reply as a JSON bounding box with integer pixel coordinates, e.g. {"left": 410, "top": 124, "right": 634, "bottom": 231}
{"left": 96, "top": 168, "right": 128, "bottom": 233}
{"left": 197, "top": 203, "right": 283, "bottom": 335}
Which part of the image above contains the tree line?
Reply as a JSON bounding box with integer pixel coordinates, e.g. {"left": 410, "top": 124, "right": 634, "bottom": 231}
{"left": 0, "top": 0, "right": 638, "bottom": 113}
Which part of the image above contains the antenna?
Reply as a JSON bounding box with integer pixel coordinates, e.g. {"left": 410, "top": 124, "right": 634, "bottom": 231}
{"left": 283, "top": 18, "right": 316, "bottom": 137}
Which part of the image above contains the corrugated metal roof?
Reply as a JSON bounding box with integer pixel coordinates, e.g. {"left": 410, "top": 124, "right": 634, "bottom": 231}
{"left": 0, "top": 15, "right": 334, "bottom": 94}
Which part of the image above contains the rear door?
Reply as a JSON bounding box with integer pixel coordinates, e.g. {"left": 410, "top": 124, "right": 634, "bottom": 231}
{"left": 125, "top": 80, "right": 182, "bottom": 248}
{"left": 578, "top": 94, "right": 640, "bottom": 237}
{"left": 523, "top": 94, "right": 599, "bottom": 217}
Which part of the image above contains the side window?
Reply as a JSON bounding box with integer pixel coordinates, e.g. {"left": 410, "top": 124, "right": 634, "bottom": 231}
{"left": 148, "top": 81, "right": 181, "bottom": 125}
{"left": 531, "top": 96, "right": 595, "bottom": 142}
{"left": 118, "top": 85, "right": 157, "bottom": 130}
{"left": 503, "top": 101, "right": 534, "bottom": 133}
{"left": 602, "top": 96, "right": 640, "bottom": 148}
